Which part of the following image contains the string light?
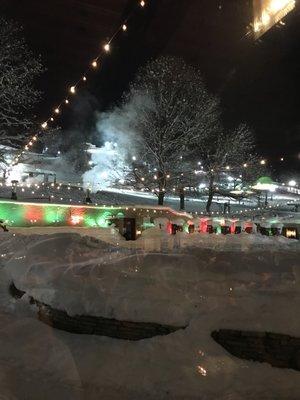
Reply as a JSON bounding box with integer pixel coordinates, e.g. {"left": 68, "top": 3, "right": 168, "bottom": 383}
{"left": 8, "top": 2, "right": 148, "bottom": 169}
{"left": 104, "top": 43, "right": 110, "bottom": 52}
{"left": 91, "top": 60, "right": 98, "bottom": 68}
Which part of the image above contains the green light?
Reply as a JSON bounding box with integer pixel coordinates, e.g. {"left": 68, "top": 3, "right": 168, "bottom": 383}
{"left": 96, "top": 211, "right": 113, "bottom": 228}
{"left": 44, "top": 206, "right": 67, "bottom": 225}
{"left": 116, "top": 212, "right": 125, "bottom": 218}
{"left": 183, "top": 223, "right": 190, "bottom": 234}
{"left": 142, "top": 222, "right": 155, "bottom": 229}
{"left": 0, "top": 202, "right": 24, "bottom": 225}
{"left": 84, "top": 215, "right": 98, "bottom": 227}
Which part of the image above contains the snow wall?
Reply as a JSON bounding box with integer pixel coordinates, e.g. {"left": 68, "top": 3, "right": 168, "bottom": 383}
{"left": 0, "top": 200, "right": 189, "bottom": 228}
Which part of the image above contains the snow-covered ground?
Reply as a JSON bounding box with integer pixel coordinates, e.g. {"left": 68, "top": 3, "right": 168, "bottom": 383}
{"left": 0, "top": 180, "right": 299, "bottom": 218}
{"left": 0, "top": 228, "right": 299, "bottom": 399}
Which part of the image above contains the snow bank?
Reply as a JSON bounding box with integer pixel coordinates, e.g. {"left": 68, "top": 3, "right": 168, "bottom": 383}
{"left": 3, "top": 232, "right": 300, "bottom": 327}
{"left": 1, "top": 231, "right": 300, "bottom": 399}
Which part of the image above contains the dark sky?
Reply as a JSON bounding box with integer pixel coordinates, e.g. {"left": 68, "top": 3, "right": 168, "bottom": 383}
{"left": 1, "top": 0, "right": 299, "bottom": 172}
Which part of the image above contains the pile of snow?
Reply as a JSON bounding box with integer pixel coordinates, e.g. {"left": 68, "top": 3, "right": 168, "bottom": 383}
{"left": 0, "top": 231, "right": 300, "bottom": 399}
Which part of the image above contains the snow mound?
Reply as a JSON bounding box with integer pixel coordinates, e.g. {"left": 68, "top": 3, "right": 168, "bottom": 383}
{"left": 1, "top": 232, "right": 300, "bottom": 399}
{"left": 3, "top": 232, "right": 300, "bottom": 328}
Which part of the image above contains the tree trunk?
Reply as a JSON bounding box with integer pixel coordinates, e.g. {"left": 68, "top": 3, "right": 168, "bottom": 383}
{"left": 158, "top": 192, "right": 165, "bottom": 206}
{"left": 206, "top": 176, "right": 214, "bottom": 213}
{"left": 264, "top": 191, "right": 268, "bottom": 206}
{"left": 179, "top": 188, "right": 185, "bottom": 210}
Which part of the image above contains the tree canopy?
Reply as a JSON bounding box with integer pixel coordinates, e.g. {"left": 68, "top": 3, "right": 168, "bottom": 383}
{"left": 0, "top": 18, "right": 43, "bottom": 148}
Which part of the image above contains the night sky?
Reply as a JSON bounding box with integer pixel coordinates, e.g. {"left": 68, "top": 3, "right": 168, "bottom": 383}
{"left": 1, "top": 0, "right": 299, "bottom": 172}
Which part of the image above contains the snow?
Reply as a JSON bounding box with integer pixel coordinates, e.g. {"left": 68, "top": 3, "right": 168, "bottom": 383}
{"left": 1, "top": 174, "right": 299, "bottom": 216}
{"left": 0, "top": 229, "right": 300, "bottom": 399}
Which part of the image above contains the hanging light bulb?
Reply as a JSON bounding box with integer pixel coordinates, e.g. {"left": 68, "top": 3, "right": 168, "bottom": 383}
{"left": 50, "top": 117, "right": 54, "bottom": 122}
{"left": 83, "top": 76, "right": 87, "bottom": 81}
{"left": 70, "top": 86, "right": 76, "bottom": 94}
{"left": 122, "top": 24, "right": 127, "bottom": 31}
{"left": 104, "top": 43, "right": 110, "bottom": 52}
{"left": 91, "top": 60, "right": 98, "bottom": 68}
{"left": 65, "top": 99, "right": 69, "bottom": 104}
{"left": 54, "top": 108, "right": 60, "bottom": 114}
{"left": 33, "top": 136, "right": 37, "bottom": 141}
{"left": 140, "top": 0, "right": 146, "bottom": 7}
{"left": 41, "top": 122, "right": 48, "bottom": 129}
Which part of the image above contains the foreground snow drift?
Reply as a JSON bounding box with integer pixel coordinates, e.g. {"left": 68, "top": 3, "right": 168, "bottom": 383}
{"left": 0, "top": 231, "right": 300, "bottom": 399}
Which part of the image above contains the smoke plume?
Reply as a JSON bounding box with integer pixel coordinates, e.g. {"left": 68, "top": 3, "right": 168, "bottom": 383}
{"left": 82, "top": 93, "right": 146, "bottom": 191}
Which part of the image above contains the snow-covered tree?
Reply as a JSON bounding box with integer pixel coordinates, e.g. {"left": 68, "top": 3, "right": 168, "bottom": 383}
{"left": 123, "top": 56, "right": 220, "bottom": 205}
{"left": 0, "top": 18, "right": 43, "bottom": 149}
{"left": 193, "top": 124, "right": 259, "bottom": 212}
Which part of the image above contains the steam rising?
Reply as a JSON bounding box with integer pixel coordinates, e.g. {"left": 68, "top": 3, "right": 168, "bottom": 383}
{"left": 82, "top": 94, "right": 145, "bottom": 191}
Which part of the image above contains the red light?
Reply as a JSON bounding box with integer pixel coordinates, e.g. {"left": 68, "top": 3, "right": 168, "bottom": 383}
{"left": 69, "top": 208, "right": 85, "bottom": 225}
{"left": 25, "top": 205, "right": 43, "bottom": 222}
{"left": 200, "top": 219, "right": 208, "bottom": 233}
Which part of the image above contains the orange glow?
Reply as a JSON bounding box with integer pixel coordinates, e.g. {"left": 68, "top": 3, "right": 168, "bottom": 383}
{"left": 69, "top": 208, "right": 85, "bottom": 225}
{"left": 286, "top": 228, "right": 297, "bottom": 239}
{"left": 253, "top": 0, "right": 295, "bottom": 38}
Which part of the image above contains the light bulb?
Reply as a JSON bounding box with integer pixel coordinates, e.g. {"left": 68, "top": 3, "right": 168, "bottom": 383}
{"left": 104, "top": 43, "right": 110, "bottom": 52}
{"left": 122, "top": 24, "right": 127, "bottom": 31}
{"left": 70, "top": 86, "right": 76, "bottom": 94}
